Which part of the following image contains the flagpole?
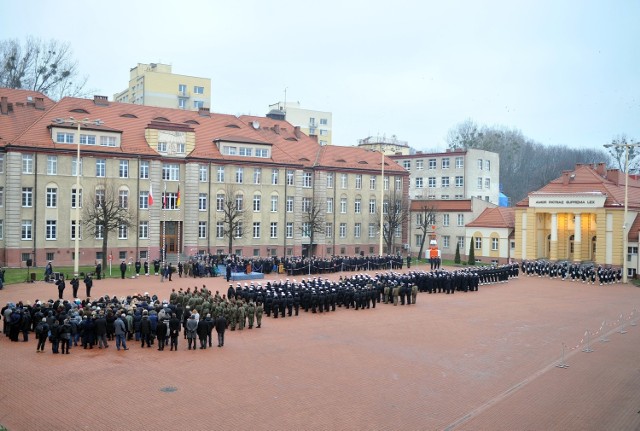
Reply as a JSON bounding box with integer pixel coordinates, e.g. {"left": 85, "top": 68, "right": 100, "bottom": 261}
{"left": 147, "top": 181, "right": 151, "bottom": 276}
{"left": 161, "top": 182, "right": 166, "bottom": 283}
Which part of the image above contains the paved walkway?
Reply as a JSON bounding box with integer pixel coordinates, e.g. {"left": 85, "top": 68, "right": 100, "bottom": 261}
{"left": 1, "top": 266, "right": 640, "bottom": 431}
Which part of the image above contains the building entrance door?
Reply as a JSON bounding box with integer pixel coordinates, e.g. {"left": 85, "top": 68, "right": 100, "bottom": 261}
{"left": 160, "top": 222, "right": 181, "bottom": 254}
{"left": 568, "top": 234, "right": 575, "bottom": 261}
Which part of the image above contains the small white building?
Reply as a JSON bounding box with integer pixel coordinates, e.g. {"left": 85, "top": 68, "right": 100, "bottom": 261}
{"left": 465, "top": 207, "right": 515, "bottom": 264}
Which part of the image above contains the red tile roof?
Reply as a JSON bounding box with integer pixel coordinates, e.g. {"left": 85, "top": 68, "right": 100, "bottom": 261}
{"left": 0, "top": 88, "right": 54, "bottom": 145}
{"left": 3, "top": 93, "right": 406, "bottom": 173}
{"left": 627, "top": 213, "right": 640, "bottom": 241}
{"left": 410, "top": 199, "right": 472, "bottom": 212}
{"left": 466, "top": 207, "right": 515, "bottom": 228}
{"left": 516, "top": 164, "right": 640, "bottom": 210}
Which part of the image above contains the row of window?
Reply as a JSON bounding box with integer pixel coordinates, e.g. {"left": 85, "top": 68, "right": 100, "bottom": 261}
{"left": 415, "top": 176, "right": 465, "bottom": 189}
{"left": 55, "top": 132, "right": 117, "bottom": 147}
{"left": 221, "top": 146, "right": 270, "bottom": 158}
{"left": 178, "top": 84, "right": 205, "bottom": 95}
{"left": 414, "top": 235, "right": 499, "bottom": 251}
{"left": 402, "top": 156, "right": 465, "bottom": 171}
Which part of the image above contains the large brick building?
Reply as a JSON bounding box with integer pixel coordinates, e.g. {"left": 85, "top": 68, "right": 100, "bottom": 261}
{"left": 0, "top": 89, "right": 408, "bottom": 268}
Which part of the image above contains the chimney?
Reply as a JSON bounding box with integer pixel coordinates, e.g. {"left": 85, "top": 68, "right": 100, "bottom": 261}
{"left": 596, "top": 162, "right": 607, "bottom": 177}
{"left": 562, "top": 170, "right": 571, "bottom": 185}
{"left": 273, "top": 124, "right": 280, "bottom": 134}
{"left": 294, "top": 126, "right": 302, "bottom": 138}
{"left": 93, "top": 95, "right": 109, "bottom": 106}
{"left": 198, "top": 107, "right": 210, "bottom": 117}
{"left": 0, "top": 97, "right": 8, "bottom": 115}
{"left": 34, "top": 97, "right": 45, "bottom": 110}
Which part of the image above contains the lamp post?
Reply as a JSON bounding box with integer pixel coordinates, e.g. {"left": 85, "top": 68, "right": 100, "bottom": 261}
{"left": 380, "top": 148, "right": 385, "bottom": 256}
{"left": 604, "top": 141, "right": 640, "bottom": 283}
{"left": 53, "top": 117, "right": 104, "bottom": 277}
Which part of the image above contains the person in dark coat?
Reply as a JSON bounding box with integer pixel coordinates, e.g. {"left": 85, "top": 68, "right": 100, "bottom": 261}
{"left": 156, "top": 318, "right": 168, "bottom": 351}
{"left": 95, "top": 262, "right": 102, "bottom": 280}
{"left": 169, "top": 313, "right": 180, "bottom": 351}
{"left": 36, "top": 318, "right": 49, "bottom": 353}
{"left": 186, "top": 314, "right": 198, "bottom": 350}
{"left": 49, "top": 320, "right": 60, "bottom": 353}
{"left": 70, "top": 277, "right": 80, "bottom": 298}
{"left": 226, "top": 264, "right": 232, "bottom": 282}
{"left": 120, "top": 261, "right": 127, "bottom": 279}
{"left": 59, "top": 319, "right": 72, "bottom": 354}
{"left": 215, "top": 314, "right": 227, "bottom": 347}
{"left": 135, "top": 260, "right": 141, "bottom": 277}
{"left": 139, "top": 312, "right": 152, "bottom": 348}
{"left": 56, "top": 276, "right": 66, "bottom": 299}
{"left": 197, "top": 317, "right": 209, "bottom": 349}
{"left": 84, "top": 275, "right": 93, "bottom": 298}
{"left": 94, "top": 314, "right": 108, "bottom": 348}
{"left": 81, "top": 316, "right": 95, "bottom": 349}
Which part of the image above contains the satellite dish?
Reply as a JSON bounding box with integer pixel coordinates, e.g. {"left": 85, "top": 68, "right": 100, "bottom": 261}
{"left": 251, "top": 120, "right": 260, "bottom": 130}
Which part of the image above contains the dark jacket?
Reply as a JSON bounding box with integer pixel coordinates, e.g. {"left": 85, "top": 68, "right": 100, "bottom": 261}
{"left": 139, "top": 316, "right": 151, "bottom": 335}
{"left": 94, "top": 316, "right": 107, "bottom": 336}
{"left": 214, "top": 316, "right": 227, "bottom": 333}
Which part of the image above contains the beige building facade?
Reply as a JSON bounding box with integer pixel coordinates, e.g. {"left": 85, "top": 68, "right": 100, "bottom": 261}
{"left": 114, "top": 63, "right": 211, "bottom": 111}
{"left": 267, "top": 101, "right": 332, "bottom": 146}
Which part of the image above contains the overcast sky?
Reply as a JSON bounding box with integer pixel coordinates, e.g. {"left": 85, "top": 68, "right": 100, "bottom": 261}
{"left": 3, "top": 0, "right": 639, "bottom": 152}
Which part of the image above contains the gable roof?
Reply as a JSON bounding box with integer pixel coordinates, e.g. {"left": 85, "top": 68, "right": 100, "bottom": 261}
{"left": 466, "top": 207, "right": 515, "bottom": 228}
{"left": 517, "top": 163, "right": 640, "bottom": 210}
{"left": 0, "top": 88, "right": 54, "bottom": 146}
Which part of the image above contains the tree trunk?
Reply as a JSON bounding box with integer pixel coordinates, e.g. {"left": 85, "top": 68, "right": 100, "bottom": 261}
{"left": 101, "top": 236, "right": 108, "bottom": 273}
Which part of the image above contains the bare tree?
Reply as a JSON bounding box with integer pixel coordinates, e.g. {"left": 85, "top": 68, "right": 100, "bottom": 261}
{"left": 220, "top": 185, "right": 245, "bottom": 254}
{"left": 0, "top": 37, "right": 91, "bottom": 99}
{"left": 299, "top": 197, "right": 325, "bottom": 257}
{"left": 415, "top": 203, "right": 437, "bottom": 260}
{"left": 375, "top": 190, "right": 409, "bottom": 254}
{"left": 82, "top": 181, "right": 135, "bottom": 270}
{"left": 606, "top": 136, "right": 639, "bottom": 173}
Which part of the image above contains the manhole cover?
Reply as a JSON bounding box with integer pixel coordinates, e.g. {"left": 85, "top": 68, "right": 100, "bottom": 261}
{"left": 160, "top": 386, "right": 178, "bottom": 393}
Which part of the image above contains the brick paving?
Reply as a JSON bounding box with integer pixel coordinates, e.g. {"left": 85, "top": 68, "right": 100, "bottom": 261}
{"left": 1, "top": 265, "right": 640, "bottom": 431}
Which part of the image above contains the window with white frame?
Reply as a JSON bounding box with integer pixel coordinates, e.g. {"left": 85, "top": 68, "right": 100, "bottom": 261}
{"left": 253, "top": 222, "right": 261, "bottom": 238}
{"left": 457, "top": 214, "right": 464, "bottom": 226}
{"left": 286, "top": 170, "right": 294, "bottom": 185}
{"left": 477, "top": 159, "right": 483, "bottom": 170}
{"left": 0, "top": 220, "right": 3, "bottom": 240}
{"left": 443, "top": 235, "right": 450, "bottom": 248}
{"left": 384, "top": 177, "right": 389, "bottom": 191}
{"left": 339, "top": 223, "right": 347, "bottom": 238}
{"left": 443, "top": 214, "right": 450, "bottom": 226}
{"left": 270, "top": 222, "right": 278, "bottom": 238}
{"left": 441, "top": 176, "right": 450, "bottom": 188}
{"left": 235, "top": 194, "right": 244, "bottom": 211}
{"left": 56, "top": 132, "right": 74, "bottom": 143}
{"left": 354, "top": 223, "right": 361, "bottom": 238}
{"left": 416, "top": 159, "right": 424, "bottom": 170}
{"left": 416, "top": 234, "right": 423, "bottom": 246}
{"left": 369, "top": 199, "right": 376, "bottom": 214}
{"left": 253, "top": 168, "right": 262, "bottom": 184}
{"left": 415, "top": 177, "right": 423, "bottom": 188}
{"left": 47, "top": 156, "right": 57, "bottom": 175}
{"left": 119, "top": 190, "right": 129, "bottom": 209}
{"left": 271, "top": 195, "right": 278, "bottom": 212}
{"left": 441, "top": 158, "right": 450, "bottom": 169}
{"left": 325, "top": 222, "right": 333, "bottom": 238}
{"left": 46, "top": 220, "right": 57, "bottom": 240}
{"left": 71, "top": 156, "right": 83, "bottom": 177}
{"left": 119, "top": 160, "right": 129, "bottom": 178}
{"left": 455, "top": 157, "right": 464, "bottom": 168}
{"left": 368, "top": 223, "right": 376, "bottom": 238}
{"left": 216, "top": 221, "right": 224, "bottom": 238}
{"left": 217, "top": 166, "right": 225, "bottom": 182}
{"left": 403, "top": 160, "right": 411, "bottom": 170}
{"left": 100, "top": 136, "right": 116, "bottom": 147}
{"left": 139, "top": 160, "right": 149, "bottom": 179}
{"left": 253, "top": 194, "right": 261, "bottom": 212}
{"left": 286, "top": 222, "right": 293, "bottom": 238}
{"left": 80, "top": 134, "right": 96, "bottom": 145}
{"left": 492, "top": 237, "right": 499, "bottom": 250}
{"left": 46, "top": 187, "right": 57, "bottom": 208}
{"left": 326, "top": 197, "right": 333, "bottom": 213}
{"left": 395, "top": 177, "right": 402, "bottom": 191}
{"left": 475, "top": 236, "right": 482, "bottom": 249}
{"left": 194, "top": 85, "right": 204, "bottom": 94}
{"left": 485, "top": 178, "right": 490, "bottom": 189}
{"left": 199, "top": 193, "right": 207, "bottom": 211}
{"left": 139, "top": 221, "right": 149, "bottom": 239}
{"left": 395, "top": 224, "right": 401, "bottom": 238}
{"left": 326, "top": 172, "right": 334, "bottom": 188}
{"left": 194, "top": 100, "right": 204, "bottom": 109}
{"left": 354, "top": 198, "right": 361, "bottom": 214}
{"left": 118, "top": 224, "right": 129, "bottom": 239}
{"left": 477, "top": 177, "right": 483, "bottom": 189}
{"left": 355, "top": 174, "right": 362, "bottom": 189}
{"left": 162, "top": 163, "right": 179, "bottom": 181}
{"left": 199, "top": 221, "right": 207, "bottom": 239}
{"left": 272, "top": 169, "right": 279, "bottom": 185}
{"left": 341, "top": 173, "right": 348, "bottom": 189}
{"left": 96, "top": 159, "right": 106, "bottom": 177}
{"left": 428, "top": 177, "right": 436, "bottom": 188}
{"left": 455, "top": 176, "right": 464, "bottom": 187}
{"left": 441, "top": 194, "right": 449, "bottom": 199}
{"left": 286, "top": 196, "right": 294, "bottom": 212}
{"left": 199, "top": 164, "right": 208, "bottom": 182}
{"left": 216, "top": 194, "right": 224, "bottom": 211}
{"left": 457, "top": 236, "right": 465, "bottom": 250}
{"left": 485, "top": 160, "right": 491, "bottom": 171}
{"left": 428, "top": 159, "right": 436, "bottom": 169}
{"left": 236, "top": 167, "right": 244, "bottom": 183}
{"left": 139, "top": 191, "right": 149, "bottom": 209}
{"left": 0, "top": 155, "right": 4, "bottom": 173}
{"left": 301, "top": 222, "right": 310, "bottom": 238}
{"left": 340, "top": 197, "right": 347, "bottom": 213}
{"left": 455, "top": 194, "right": 464, "bottom": 199}
{"left": 95, "top": 225, "right": 103, "bottom": 240}
{"left": 302, "top": 197, "right": 311, "bottom": 213}
{"left": 22, "top": 187, "right": 33, "bottom": 207}
{"left": 21, "top": 220, "right": 32, "bottom": 240}
{"left": 370, "top": 176, "right": 376, "bottom": 190}
{"left": 95, "top": 188, "right": 105, "bottom": 207}
{"left": 22, "top": 154, "right": 33, "bottom": 173}
{"left": 303, "top": 172, "right": 312, "bottom": 188}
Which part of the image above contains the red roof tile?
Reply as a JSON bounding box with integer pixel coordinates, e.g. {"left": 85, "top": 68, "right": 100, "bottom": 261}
{"left": 466, "top": 207, "right": 515, "bottom": 228}
{"left": 0, "top": 88, "right": 54, "bottom": 145}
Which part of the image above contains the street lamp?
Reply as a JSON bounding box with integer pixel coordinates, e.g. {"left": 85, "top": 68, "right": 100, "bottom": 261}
{"left": 53, "top": 117, "right": 104, "bottom": 277}
{"left": 604, "top": 141, "right": 640, "bottom": 283}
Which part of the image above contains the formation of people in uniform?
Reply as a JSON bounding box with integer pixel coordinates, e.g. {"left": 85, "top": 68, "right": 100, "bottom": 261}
{"left": 1, "top": 261, "right": 520, "bottom": 354}
{"left": 520, "top": 260, "right": 622, "bottom": 285}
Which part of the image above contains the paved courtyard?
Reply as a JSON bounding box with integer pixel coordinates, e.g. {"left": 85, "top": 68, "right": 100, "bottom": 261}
{"left": 1, "top": 264, "right": 640, "bottom": 431}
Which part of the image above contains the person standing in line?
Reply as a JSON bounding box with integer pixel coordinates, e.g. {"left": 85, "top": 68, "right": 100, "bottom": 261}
{"left": 169, "top": 313, "right": 180, "bottom": 351}
{"left": 84, "top": 274, "right": 93, "bottom": 298}
{"left": 114, "top": 314, "right": 129, "bottom": 351}
{"left": 70, "top": 277, "right": 80, "bottom": 299}
{"left": 186, "top": 314, "right": 198, "bottom": 350}
{"left": 215, "top": 313, "right": 227, "bottom": 347}
{"left": 95, "top": 261, "right": 102, "bottom": 280}
{"left": 35, "top": 318, "right": 49, "bottom": 353}
{"left": 156, "top": 317, "right": 168, "bottom": 351}
{"left": 120, "top": 260, "right": 127, "bottom": 279}
{"left": 56, "top": 275, "right": 66, "bottom": 300}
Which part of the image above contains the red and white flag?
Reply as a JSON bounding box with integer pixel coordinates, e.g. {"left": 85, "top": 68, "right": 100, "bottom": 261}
{"left": 148, "top": 183, "right": 154, "bottom": 206}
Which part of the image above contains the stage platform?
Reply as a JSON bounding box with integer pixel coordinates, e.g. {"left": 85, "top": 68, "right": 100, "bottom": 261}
{"left": 217, "top": 265, "right": 265, "bottom": 281}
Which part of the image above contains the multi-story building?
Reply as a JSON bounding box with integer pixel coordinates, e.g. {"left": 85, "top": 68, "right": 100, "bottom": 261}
{"left": 408, "top": 198, "right": 496, "bottom": 260}
{"left": 0, "top": 88, "right": 408, "bottom": 268}
{"left": 390, "top": 148, "right": 500, "bottom": 204}
{"left": 356, "top": 135, "right": 412, "bottom": 156}
{"left": 266, "top": 101, "right": 332, "bottom": 146}
{"left": 113, "top": 63, "right": 211, "bottom": 111}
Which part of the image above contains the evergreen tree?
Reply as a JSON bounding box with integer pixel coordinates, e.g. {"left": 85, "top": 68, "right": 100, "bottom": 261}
{"left": 468, "top": 238, "right": 475, "bottom": 265}
{"left": 454, "top": 243, "right": 461, "bottom": 264}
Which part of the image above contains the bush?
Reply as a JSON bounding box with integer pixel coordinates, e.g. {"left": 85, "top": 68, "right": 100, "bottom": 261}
{"left": 468, "top": 238, "right": 475, "bottom": 265}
